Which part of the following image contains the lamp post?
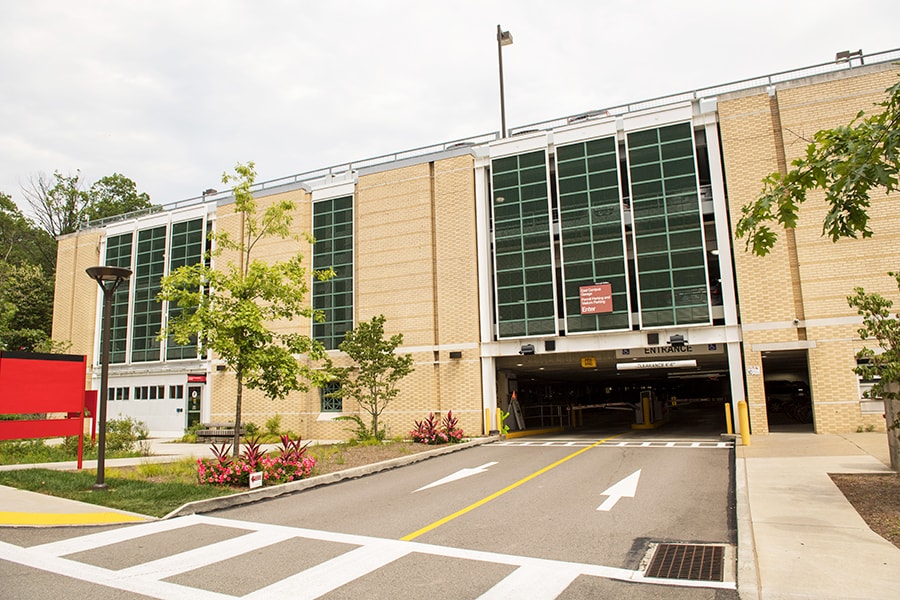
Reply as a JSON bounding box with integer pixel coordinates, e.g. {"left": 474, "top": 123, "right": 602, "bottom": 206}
{"left": 496, "top": 24, "right": 513, "bottom": 138}
{"left": 86, "top": 265, "right": 132, "bottom": 491}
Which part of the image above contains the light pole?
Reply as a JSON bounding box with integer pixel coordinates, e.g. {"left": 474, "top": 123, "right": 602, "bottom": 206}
{"left": 86, "top": 265, "right": 132, "bottom": 491}
{"left": 497, "top": 24, "right": 513, "bottom": 138}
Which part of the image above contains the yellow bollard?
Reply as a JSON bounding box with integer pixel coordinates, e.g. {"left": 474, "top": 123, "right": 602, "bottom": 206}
{"left": 484, "top": 408, "right": 491, "bottom": 435}
{"left": 724, "top": 402, "right": 734, "bottom": 435}
{"left": 738, "top": 400, "right": 751, "bottom": 446}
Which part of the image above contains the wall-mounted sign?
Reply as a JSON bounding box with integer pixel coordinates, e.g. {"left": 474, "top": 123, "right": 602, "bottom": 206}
{"left": 187, "top": 374, "right": 207, "bottom": 383}
{"left": 615, "top": 344, "right": 722, "bottom": 359}
{"left": 579, "top": 283, "right": 613, "bottom": 314}
{"left": 581, "top": 357, "right": 597, "bottom": 368}
{"left": 617, "top": 359, "right": 698, "bottom": 370}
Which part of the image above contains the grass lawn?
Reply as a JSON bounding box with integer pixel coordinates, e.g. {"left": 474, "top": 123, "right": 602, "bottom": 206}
{"left": 0, "top": 459, "right": 234, "bottom": 518}
{"left": 0, "top": 441, "right": 435, "bottom": 518}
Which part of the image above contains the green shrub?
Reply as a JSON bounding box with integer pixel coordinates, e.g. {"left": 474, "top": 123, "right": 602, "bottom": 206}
{"left": 105, "top": 416, "right": 149, "bottom": 453}
{"left": 265, "top": 414, "right": 282, "bottom": 437}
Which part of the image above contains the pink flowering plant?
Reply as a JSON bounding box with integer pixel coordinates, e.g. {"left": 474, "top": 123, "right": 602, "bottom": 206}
{"left": 409, "top": 410, "right": 466, "bottom": 445}
{"left": 196, "top": 434, "right": 316, "bottom": 487}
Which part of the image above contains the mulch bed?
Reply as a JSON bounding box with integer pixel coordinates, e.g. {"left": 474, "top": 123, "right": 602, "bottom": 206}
{"left": 830, "top": 473, "right": 900, "bottom": 549}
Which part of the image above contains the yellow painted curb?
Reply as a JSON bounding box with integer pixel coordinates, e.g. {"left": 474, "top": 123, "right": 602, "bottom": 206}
{"left": 0, "top": 511, "right": 147, "bottom": 526}
{"left": 505, "top": 426, "right": 565, "bottom": 438}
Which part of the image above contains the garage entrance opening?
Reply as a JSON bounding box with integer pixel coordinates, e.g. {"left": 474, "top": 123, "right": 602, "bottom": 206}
{"left": 501, "top": 349, "right": 733, "bottom": 437}
{"left": 761, "top": 350, "right": 813, "bottom": 432}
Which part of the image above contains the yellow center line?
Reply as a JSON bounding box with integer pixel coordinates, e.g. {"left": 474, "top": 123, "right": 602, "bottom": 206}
{"left": 400, "top": 432, "right": 625, "bottom": 541}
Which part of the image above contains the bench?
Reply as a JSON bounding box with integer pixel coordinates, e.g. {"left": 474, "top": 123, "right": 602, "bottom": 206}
{"left": 195, "top": 423, "right": 246, "bottom": 443}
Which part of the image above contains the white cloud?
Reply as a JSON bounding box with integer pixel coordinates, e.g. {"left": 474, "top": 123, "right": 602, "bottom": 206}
{"left": 1, "top": 0, "right": 898, "bottom": 214}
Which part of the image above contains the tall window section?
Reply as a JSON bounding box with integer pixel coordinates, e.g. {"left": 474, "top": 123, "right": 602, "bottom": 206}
{"left": 104, "top": 233, "right": 133, "bottom": 363}
{"left": 131, "top": 226, "right": 167, "bottom": 362}
{"left": 627, "top": 123, "right": 710, "bottom": 327}
{"left": 166, "top": 218, "right": 203, "bottom": 360}
{"left": 491, "top": 150, "right": 557, "bottom": 338}
{"left": 556, "top": 136, "right": 631, "bottom": 333}
{"left": 312, "top": 196, "right": 354, "bottom": 350}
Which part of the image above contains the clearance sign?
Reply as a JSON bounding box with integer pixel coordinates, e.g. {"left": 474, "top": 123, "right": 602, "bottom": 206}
{"left": 579, "top": 283, "right": 613, "bottom": 314}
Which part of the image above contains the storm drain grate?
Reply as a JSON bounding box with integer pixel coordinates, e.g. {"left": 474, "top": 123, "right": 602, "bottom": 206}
{"left": 645, "top": 543, "right": 725, "bottom": 581}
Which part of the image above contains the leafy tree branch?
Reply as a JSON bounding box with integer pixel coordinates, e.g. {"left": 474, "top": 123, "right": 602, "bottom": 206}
{"left": 736, "top": 78, "right": 900, "bottom": 256}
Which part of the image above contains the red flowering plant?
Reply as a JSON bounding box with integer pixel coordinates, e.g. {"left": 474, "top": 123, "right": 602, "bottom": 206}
{"left": 409, "top": 410, "right": 466, "bottom": 445}
{"left": 197, "top": 434, "right": 316, "bottom": 487}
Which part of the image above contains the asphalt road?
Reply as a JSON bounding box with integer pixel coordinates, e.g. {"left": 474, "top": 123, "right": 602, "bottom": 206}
{"left": 0, "top": 426, "right": 738, "bottom": 599}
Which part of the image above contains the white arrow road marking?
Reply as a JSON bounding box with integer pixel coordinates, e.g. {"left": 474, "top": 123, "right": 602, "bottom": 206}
{"left": 597, "top": 469, "right": 641, "bottom": 511}
{"left": 414, "top": 462, "right": 498, "bottom": 492}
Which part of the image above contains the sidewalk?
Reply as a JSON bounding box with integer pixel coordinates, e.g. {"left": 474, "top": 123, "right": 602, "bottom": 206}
{"left": 736, "top": 432, "right": 900, "bottom": 599}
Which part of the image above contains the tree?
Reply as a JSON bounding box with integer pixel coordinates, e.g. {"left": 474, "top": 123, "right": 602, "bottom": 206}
{"left": 22, "top": 171, "right": 153, "bottom": 237}
{"left": 0, "top": 263, "right": 55, "bottom": 351}
{"left": 159, "top": 162, "right": 332, "bottom": 455}
{"left": 735, "top": 78, "right": 900, "bottom": 256}
{"left": 21, "top": 171, "right": 90, "bottom": 237}
{"left": 849, "top": 273, "right": 900, "bottom": 422}
{"left": 0, "top": 192, "right": 56, "bottom": 274}
{"left": 86, "top": 173, "right": 153, "bottom": 223}
{"left": 0, "top": 192, "right": 58, "bottom": 351}
{"left": 328, "top": 315, "right": 414, "bottom": 440}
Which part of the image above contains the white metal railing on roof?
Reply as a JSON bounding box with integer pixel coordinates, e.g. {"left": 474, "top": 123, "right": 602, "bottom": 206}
{"left": 509, "top": 47, "right": 900, "bottom": 135}
{"left": 84, "top": 47, "right": 899, "bottom": 230}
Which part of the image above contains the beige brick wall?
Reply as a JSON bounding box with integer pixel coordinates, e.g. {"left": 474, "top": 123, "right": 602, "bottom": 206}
{"left": 206, "top": 156, "right": 484, "bottom": 441}
{"left": 52, "top": 229, "right": 103, "bottom": 387}
{"left": 719, "top": 65, "right": 900, "bottom": 434}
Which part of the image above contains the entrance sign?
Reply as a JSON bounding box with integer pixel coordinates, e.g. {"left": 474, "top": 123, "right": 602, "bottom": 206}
{"left": 580, "top": 357, "right": 597, "bottom": 368}
{"left": 249, "top": 471, "right": 263, "bottom": 489}
{"left": 579, "top": 283, "right": 613, "bottom": 314}
{"left": 616, "top": 344, "right": 721, "bottom": 358}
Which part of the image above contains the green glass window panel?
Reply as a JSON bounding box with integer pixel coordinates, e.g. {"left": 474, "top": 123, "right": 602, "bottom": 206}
{"left": 558, "top": 176, "right": 588, "bottom": 195}
{"left": 495, "top": 253, "right": 523, "bottom": 271}
{"left": 493, "top": 171, "right": 519, "bottom": 189}
{"left": 628, "top": 123, "right": 710, "bottom": 327}
{"left": 628, "top": 145, "right": 660, "bottom": 166}
{"left": 167, "top": 219, "right": 203, "bottom": 360}
{"left": 659, "top": 122, "right": 692, "bottom": 142}
{"left": 104, "top": 233, "right": 132, "bottom": 363}
{"left": 556, "top": 144, "right": 584, "bottom": 161}
{"left": 674, "top": 267, "right": 708, "bottom": 287}
{"left": 501, "top": 304, "right": 526, "bottom": 321}
{"left": 630, "top": 163, "right": 661, "bottom": 183}
{"left": 556, "top": 135, "right": 630, "bottom": 333}
{"left": 627, "top": 129, "right": 659, "bottom": 147}
{"left": 491, "top": 150, "right": 556, "bottom": 338}
{"left": 131, "top": 226, "right": 166, "bottom": 362}
{"left": 313, "top": 196, "right": 354, "bottom": 350}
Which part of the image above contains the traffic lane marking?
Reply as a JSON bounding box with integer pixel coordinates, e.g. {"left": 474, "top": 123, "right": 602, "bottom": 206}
{"left": 414, "top": 461, "right": 499, "bottom": 492}
{"left": 597, "top": 469, "right": 641, "bottom": 511}
{"left": 400, "top": 433, "right": 624, "bottom": 541}
{"left": 402, "top": 445, "right": 734, "bottom": 568}
{"left": 213, "top": 444, "right": 593, "bottom": 539}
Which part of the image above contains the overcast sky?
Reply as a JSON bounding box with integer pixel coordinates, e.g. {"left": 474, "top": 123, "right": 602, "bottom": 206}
{"left": 2, "top": 1, "right": 898, "bottom": 216}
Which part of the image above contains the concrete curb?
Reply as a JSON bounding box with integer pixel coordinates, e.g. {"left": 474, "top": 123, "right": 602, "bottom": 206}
{"left": 163, "top": 436, "right": 499, "bottom": 519}
{"left": 734, "top": 454, "right": 760, "bottom": 600}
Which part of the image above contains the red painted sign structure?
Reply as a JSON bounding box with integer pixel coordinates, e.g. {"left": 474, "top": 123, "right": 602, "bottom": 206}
{"left": 579, "top": 283, "right": 613, "bottom": 314}
{"left": 0, "top": 351, "right": 91, "bottom": 469}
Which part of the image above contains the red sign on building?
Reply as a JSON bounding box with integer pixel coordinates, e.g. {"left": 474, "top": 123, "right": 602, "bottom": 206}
{"left": 579, "top": 283, "right": 613, "bottom": 314}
